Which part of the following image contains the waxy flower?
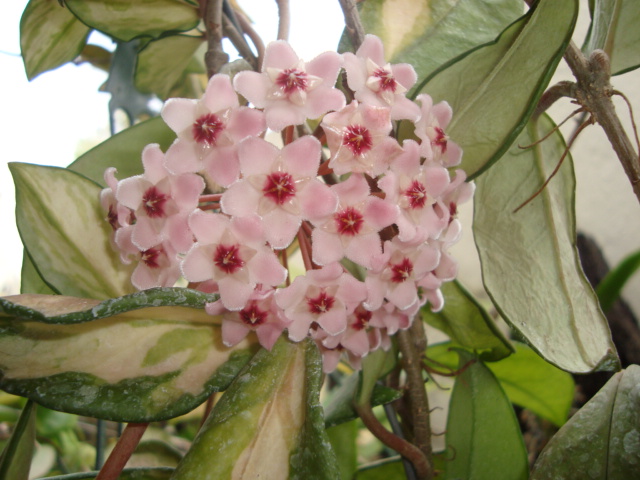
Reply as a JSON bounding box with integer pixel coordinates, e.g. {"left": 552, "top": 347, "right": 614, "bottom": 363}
{"left": 221, "top": 135, "right": 337, "bottom": 249}
{"left": 181, "top": 211, "right": 287, "bottom": 310}
{"left": 321, "top": 101, "right": 403, "bottom": 176}
{"left": 414, "top": 94, "right": 462, "bottom": 167}
{"left": 234, "top": 41, "right": 345, "bottom": 131}
{"left": 162, "top": 74, "right": 265, "bottom": 186}
{"left": 343, "top": 34, "right": 420, "bottom": 121}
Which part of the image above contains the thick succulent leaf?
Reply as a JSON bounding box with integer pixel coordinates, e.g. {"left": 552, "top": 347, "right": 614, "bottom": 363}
{"left": 422, "top": 280, "right": 513, "bottom": 361}
{"left": 327, "top": 421, "right": 358, "bottom": 480}
{"left": 596, "top": 248, "right": 640, "bottom": 312}
{"left": 20, "top": 0, "right": 91, "bottom": 80}
{"left": 171, "top": 338, "right": 339, "bottom": 479}
{"left": 42, "top": 468, "right": 174, "bottom": 480}
{"left": 64, "top": 0, "right": 199, "bottom": 42}
{"left": 473, "top": 114, "right": 618, "bottom": 373}
{"left": 582, "top": 0, "right": 640, "bottom": 75}
{"left": 416, "top": 0, "right": 577, "bottom": 179}
{"left": 445, "top": 350, "right": 528, "bottom": 480}
{"left": 0, "top": 292, "right": 257, "bottom": 422}
{"left": 0, "top": 400, "right": 36, "bottom": 480}
{"left": 323, "top": 372, "right": 402, "bottom": 428}
{"left": 20, "top": 253, "right": 56, "bottom": 295}
{"left": 352, "top": 0, "right": 523, "bottom": 82}
{"left": 531, "top": 365, "right": 640, "bottom": 479}
{"left": 68, "top": 116, "right": 176, "bottom": 186}
{"left": 135, "top": 35, "right": 205, "bottom": 99}
{"left": 356, "top": 347, "right": 397, "bottom": 407}
{"left": 10, "top": 163, "right": 135, "bottom": 299}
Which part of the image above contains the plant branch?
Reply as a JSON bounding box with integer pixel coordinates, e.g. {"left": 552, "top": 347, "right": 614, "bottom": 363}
{"left": 276, "top": 0, "right": 290, "bottom": 41}
{"left": 222, "top": 14, "right": 258, "bottom": 70}
{"left": 95, "top": 423, "right": 149, "bottom": 480}
{"left": 202, "top": 0, "right": 229, "bottom": 77}
{"left": 338, "top": 0, "right": 365, "bottom": 51}
{"left": 235, "top": 10, "right": 265, "bottom": 69}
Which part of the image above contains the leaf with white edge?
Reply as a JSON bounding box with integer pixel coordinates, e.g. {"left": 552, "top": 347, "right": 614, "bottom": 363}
{"left": 68, "top": 116, "right": 176, "bottom": 186}
{"left": 445, "top": 350, "right": 528, "bottom": 480}
{"left": 171, "top": 338, "right": 340, "bottom": 479}
{"left": 64, "top": 0, "right": 199, "bottom": 42}
{"left": 415, "top": 0, "right": 577, "bottom": 179}
{"left": 473, "top": 114, "right": 619, "bottom": 373}
{"left": 422, "top": 280, "right": 513, "bottom": 361}
{"left": 42, "top": 467, "right": 175, "bottom": 479}
{"left": 583, "top": 0, "right": 640, "bottom": 75}
{"left": 531, "top": 365, "right": 640, "bottom": 479}
{"left": 136, "top": 35, "right": 205, "bottom": 99}
{"left": 11, "top": 162, "right": 135, "bottom": 299}
{"left": 0, "top": 293, "right": 257, "bottom": 422}
{"left": 349, "top": 0, "right": 523, "bottom": 83}
{"left": 20, "top": 0, "right": 91, "bottom": 80}
{"left": 0, "top": 400, "right": 36, "bottom": 480}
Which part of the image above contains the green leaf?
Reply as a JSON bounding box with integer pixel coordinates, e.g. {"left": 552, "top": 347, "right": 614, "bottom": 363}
{"left": 351, "top": 0, "right": 523, "bottom": 82}
{"left": 531, "top": 365, "right": 640, "bottom": 479}
{"left": 20, "top": 253, "right": 56, "bottom": 295}
{"left": 355, "top": 459, "right": 405, "bottom": 479}
{"left": 20, "top": 0, "right": 91, "bottom": 80}
{"left": 473, "top": 114, "right": 619, "bottom": 373}
{"left": 135, "top": 35, "right": 205, "bottom": 99}
{"left": 416, "top": 0, "right": 578, "bottom": 179}
{"left": 64, "top": 0, "right": 199, "bottom": 42}
{"left": 596, "top": 249, "right": 640, "bottom": 312}
{"left": 38, "top": 467, "right": 175, "bottom": 480}
{"left": 422, "top": 280, "right": 513, "bottom": 361}
{"left": 10, "top": 163, "right": 135, "bottom": 299}
{"left": 327, "top": 421, "right": 358, "bottom": 480}
{"left": 0, "top": 293, "right": 257, "bottom": 422}
{"left": 0, "top": 400, "right": 36, "bottom": 480}
{"left": 582, "top": 0, "right": 640, "bottom": 75}
{"left": 68, "top": 116, "right": 176, "bottom": 185}
{"left": 356, "top": 347, "right": 397, "bottom": 406}
{"left": 323, "top": 372, "right": 402, "bottom": 428}
{"left": 171, "top": 338, "right": 340, "bottom": 479}
{"left": 444, "top": 350, "right": 528, "bottom": 480}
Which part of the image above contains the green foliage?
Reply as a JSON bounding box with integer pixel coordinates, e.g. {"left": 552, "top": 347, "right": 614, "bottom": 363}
{"left": 0, "top": 401, "right": 36, "bottom": 480}
{"left": 596, "top": 248, "right": 640, "bottom": 312}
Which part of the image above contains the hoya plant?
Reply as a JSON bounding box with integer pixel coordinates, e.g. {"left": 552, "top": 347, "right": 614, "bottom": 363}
{"left": 2, "top": 0, "right": 640, "bottom": 479}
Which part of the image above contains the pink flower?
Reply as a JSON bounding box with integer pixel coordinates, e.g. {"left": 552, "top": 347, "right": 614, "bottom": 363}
{"left": 221, "top": 136, "right": 337, "bottom": 249}
{"left": 234, "top": 41, "right": 345, "bottom": 131}
{"left": 414, "top": 94, "right": 462, "bottom": 167}
{"left": 321, "top": 101, "right": 403, "bottom": 176}
{"left": 343, "top": 34, "right": 420, "bottom": 121}
{"left": 206, "top": 287, "right": 291, "bottom": 351}
{"left": 161, "top": 74, "right": 265, "bottom": 186}
{"left": 116, "top": 144, "right": 204, "bottom": 253}
{"left": 275, "top": 263, "right": 366, "bottom": 342}
{"left": 181, "top": 211, "right": 287, "bottom": 311}
{"left": 311, "top": 174, "right": 398, "bottom": 269}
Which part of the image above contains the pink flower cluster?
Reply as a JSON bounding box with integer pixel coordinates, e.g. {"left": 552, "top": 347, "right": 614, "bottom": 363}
{"left": 101, "top": 35, "right": 473, "bottom": 373}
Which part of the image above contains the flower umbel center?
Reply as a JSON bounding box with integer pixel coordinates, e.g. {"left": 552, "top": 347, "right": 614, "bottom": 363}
{"left": 263, "top": 172, "right": 296, "bottom": 204}
{"left": 372, "top": 68, "right": 397, "bottom": 92}
{"left": 141, "top": 247, "right": 162, "bottom": 268}
{"left": 214, "top": 244, "right": 244, "bottom": 274}
{"left": 142, "top": 186, "right": 169, "bottom": 218}
{"left": 432, "top": 126, "right": 448, "bottom": 153}
{"left": 240, "top": 304, "right": 268, "bottom": 326}
{"left": 335, "top": 206, "right": 364, "bottom": 236}
{"left": 276, "top": 68, "right": 308, "bottom": 94}
{"left": 353, "top": 307, "right": 372, "bottom": 330}
{"left": 193, "top": 113, "right": 225, "bottom": 145}
{"left": 404, "top": 180, "right": 427, "bottom": 209}
{"left": 343, "top": 125, "right": 373, "bottom": 155}
{"left": 391, "top": 257, "right": 413, "bottom": 283}
{"left": 307, "top": 290, "right": 336, "bottom": 314}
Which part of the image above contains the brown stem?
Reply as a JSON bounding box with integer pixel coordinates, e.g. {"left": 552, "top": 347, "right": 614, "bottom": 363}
{"left": 202, "top": 0, "right": 229, "bottom": 77}
{"left": 222, "top": 14, "right": 258, "bottom": 70}
{"left": 355, "top": 402, "right": 430, "bottom": 479}
{"left": 235, "top": 10, "right": 265, "bottom": 70}
{"left": 95, "top": 423, "right": 149, "bottom": 480}
{"left": 397, "top": 321, "right": 433, "bottom": 479}
{"left": 276, "top": 0, "right": 290, "bottom": 41}
{"left": 338, "top": 0, "right": 365, "bottom": 51}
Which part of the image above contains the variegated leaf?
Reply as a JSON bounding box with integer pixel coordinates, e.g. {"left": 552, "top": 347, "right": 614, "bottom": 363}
{"left": 0, "top": 291, "right": 258, "bottom": 422}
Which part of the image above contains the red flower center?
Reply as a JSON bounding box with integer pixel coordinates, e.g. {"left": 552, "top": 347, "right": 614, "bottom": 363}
{"left": 142, "top": 186, "right": 169, "bottom": 218}
{"left": 240, "top": 303, "right": 268, "bottom": 326}
{"left": 343, "top": 125, "right": 373, "bottom": 155}
{"left": 214, "top": 244, "right": 244, "bottom": 274}
{"left": 404, "top": 180, "right": 428, "bottom": 209}
{"left": 141, "top": 247, "right": 163, "bottom": 269}
{"left": 263, "top": 172, "right": 296, "bottom": 205}
{"left": 193, "top": 113, "right": 225, "bottom": 145}
{"left": 390, "top": 257, "right": 413, "bottom": 283}
{"left": 432, "top": 126, "right": 448, "bottom": 153}
{"left": 307, "top": 291, "right": 335, "bottom": 314}
{"left": 372, "top": 68, "right": 397, "bottom": 92}
{"left": 335, "top": 206, "right": 364, "bottom": 236}
{"left": 107, "top": 205, "right": 118, "bottom": 230}
{"left": 276, "top": 68, "right": 308, "bottom": 94}
{"left": 353, "top": 307, "right": 372, "bottom": 330}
